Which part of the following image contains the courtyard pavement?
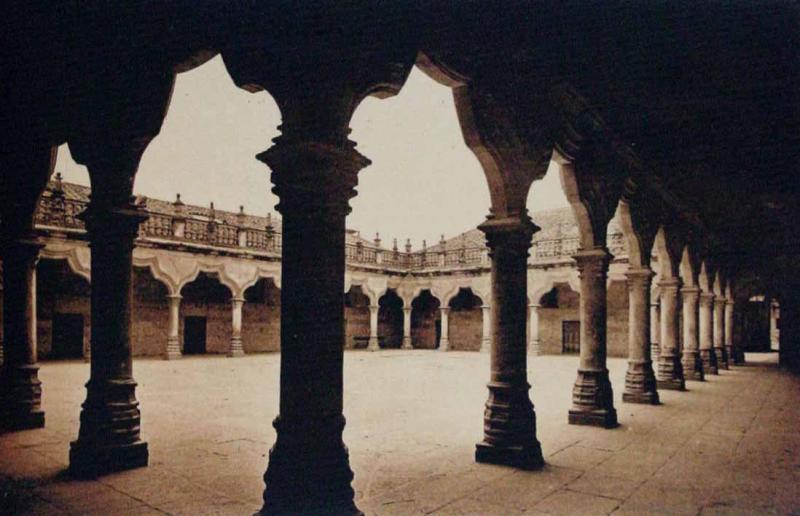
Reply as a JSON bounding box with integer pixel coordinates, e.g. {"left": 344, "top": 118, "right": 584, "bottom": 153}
{"left": 0, "top": 351, "right": 797, "bottom": 515}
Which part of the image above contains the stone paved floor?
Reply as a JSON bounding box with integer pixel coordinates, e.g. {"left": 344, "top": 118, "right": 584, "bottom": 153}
{"left": 0, "top": 351, "right": 798, "bottom": 515}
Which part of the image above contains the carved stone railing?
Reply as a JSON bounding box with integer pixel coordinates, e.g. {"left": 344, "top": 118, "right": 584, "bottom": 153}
{"left": 33, "top": 182, "right": 626, "bottom": 272}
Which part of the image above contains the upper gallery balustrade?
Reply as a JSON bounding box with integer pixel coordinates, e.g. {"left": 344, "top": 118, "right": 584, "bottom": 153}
{"left": 32, "top": 176, "right": 626, "bottom": 272}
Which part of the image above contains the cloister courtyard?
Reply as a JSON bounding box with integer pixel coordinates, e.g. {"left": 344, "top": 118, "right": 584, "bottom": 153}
{"left": 0, "top": 351, "right": 796, "bottom": 515}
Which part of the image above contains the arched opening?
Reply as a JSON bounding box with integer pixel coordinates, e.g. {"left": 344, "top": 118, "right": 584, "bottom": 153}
{"left": 180, "top": 272, "right": 233, "bottom": 355}
{"left": 243, "top": 278, "right": 281, "bottom": 353}
{"left": 447, "top": 288, "right": 483, "bottom": 351}
{"left": 537, "top": 283, "right": 580, "bottom": 355}
{"left": 131, "top": 266, "right": 171, "bottom": 357}
{"left": 36, "top": 258, "right": 91, "bottom": 360}
{"left": 378, "top": 289, "right": 403, "bottom": 349}
{"left": 344, "top": 285, "right": 371, "bottom": 349}
{"left": 411, "top": 290, "right": 441, "bottom": 349}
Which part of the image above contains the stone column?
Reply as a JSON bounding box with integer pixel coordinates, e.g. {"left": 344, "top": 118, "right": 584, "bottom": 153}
{"left": 401, "top": 306, "right": 412, "bottom": 349}
{"left": 650, "top": 300, "right": 660, "bottom": 362}
{"left": 680, "top": 287, "right": 704, "bottom": 381}
{"left": 367, "top": 305, "right": 380, "bottom": 351}
{"left": 438, "top": 307, "right": 450, "bottom": 351}
{"left": 528, "top": 304, "right": 541, "bottom": 355}
{"left": 657, "top": 278, "right": 685, "bottom": 390}
{"left": 480, "top": 305, "right": 491, "bottom": 353}
{"left": 569, "top": 247, "right": 618, "bottom": 427}
{"left": 0, "top": 237, "right": 45, "bottom": 431}
{"left": 699, "top": 292, "right": 718, "bottom": 374}
{"left": 622, "top": 267, "right": 659, "bottom": 404}
{"left": 256, "top": 127, "right": 369, "bottom": 515}
{"left": 714, "top": 298, "right": 728, "bottom": 369}
{"left": 475, "top": 215, "right": 543, "bottom": 469}
{"left": 70, "top": 202, "right": 149, "bottom": 477}
{"left": 164, "top": 294, "right": 182, "bottom": 360}
{"left": 229, "top": 296, "right": 245, "bottom": 357}
{"left": 724, "top": 299, "right": 734, "bottom": 366}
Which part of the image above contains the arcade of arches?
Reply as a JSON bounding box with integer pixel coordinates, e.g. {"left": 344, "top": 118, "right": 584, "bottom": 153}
{"left": 2, "top": 3, "right": 799, "bottom": 515}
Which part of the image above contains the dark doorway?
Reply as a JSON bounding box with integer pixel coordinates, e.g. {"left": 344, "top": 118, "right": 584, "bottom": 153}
{"left": 52, "top": 313, "right": 84, "bottom": 359}
{"left": 562, "top": 320, "right": 580, "bottom": 354}
{"left": 184, "top": 316, "right": 207, "bottom": 355}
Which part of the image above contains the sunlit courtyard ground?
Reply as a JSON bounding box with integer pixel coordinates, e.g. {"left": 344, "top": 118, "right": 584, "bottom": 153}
{"left": 0, "top": 351, "right": 797, "bottom": 515}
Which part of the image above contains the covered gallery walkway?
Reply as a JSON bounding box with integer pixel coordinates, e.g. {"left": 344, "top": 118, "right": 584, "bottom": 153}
{"left": 0, "top": 351, "right": 796, "bottom": 515}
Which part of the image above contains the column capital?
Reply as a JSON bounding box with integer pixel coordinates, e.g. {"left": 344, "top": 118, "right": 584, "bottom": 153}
{"left": 402, "top": 306, "right": 412, "bottom": 314}
{"left": 231, "top": 296, "right": 246, "bottom": 304}
{"left": 681, "top": 286, "right": 701, "bottom": 297}
{"left": 167, "top": 294, "right": 183, "bottom": 301}
{"left": 573, "top": 246, "right": 612, "bottom": 277}
{"left": 481, "top": 304, "right": 491, "bottom": 311}
{"left": 369, "top": 304, "right": 379, "bottom": 312}
{"left": 700, "top": 291, "right": 716, "bottom": 302}
{"left": 657, "top": 277, "right": 681, "bottom": 291}
{"left": 440, "top": 307, "right": 451, "bottom": 315}
{"left": 625, "top": 266, "right": 655, "bottom": 280}
{"left": 714, "top": 297, "right": 727, "bottom": 307}
{"left": 478, "top": 213, "right": 539, "bottom": 256}
{"left": 78, "top": 202, "right": 147, "bottom": 241}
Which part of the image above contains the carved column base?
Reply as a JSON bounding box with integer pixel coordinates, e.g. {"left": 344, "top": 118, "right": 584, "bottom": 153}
{"left": 681, "top": 351, "right": 705, "bottom": 381}
{"left": 69, "top": 378, "right": 148, "bottom": 477}
{"left": 401, "top": 337, "right": 412, "bottom": 350}
{"left": 261, "top": 415, "right": 359, "bottom": 515}
{"left": 725, "top": 345, "right": 735, "bottom": 366}
{"left": 657, "top": 355, "right": 686, "bottom": 390}
{"left": 569, "top": 369, "right": 618, "bottom": 428}
{"left": 651, "top": 344, "right": 660, "bottom": 362}
{"left": 0, "top": 364, "right": 45, "bottom": 431}
{"left": 622, "top": 360, "right": 659, "bottom": 405}
{"left": 439, "top": 338, "right": 449, "bottom": 351}
{"left": 480, "top": 338, "right": 491, "bottom": 353}
{"left": 367, "top": 337, "right": 380, "bottom": 351}
{"left": 475, "top": 380, "right": 543, "bottom": 470}
{"left": 228, "top": 338, "right": 245, "bottom": 358}
{"left": 715, "top": 347, "right": 729, "bottom": 370}
{"left": 164, "top": 337, "right": 181, "bottom": 360}
{"left": 529, "top": 340, "right": 541, "bottom": 356}
{"left": 700, "top": 349, "right": 718, "bottom": 375}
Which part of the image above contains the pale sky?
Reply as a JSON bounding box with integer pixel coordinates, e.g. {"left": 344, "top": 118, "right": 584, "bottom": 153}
{"left": 56, "top": 56, "right": 567, "bottom": 247}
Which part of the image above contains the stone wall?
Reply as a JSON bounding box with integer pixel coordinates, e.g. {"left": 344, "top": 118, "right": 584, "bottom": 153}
{"left": 449, "top": 308, "right": 482, "bottom": 351}
{"left": 606, "top": 280, "right": 629, "bottom": 358}
{"left": 36, "top": 259, "right": 91, "bottom": 359}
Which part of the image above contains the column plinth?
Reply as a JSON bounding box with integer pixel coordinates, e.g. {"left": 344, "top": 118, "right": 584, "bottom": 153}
{"left": 681, "top": 287, "right": 704, "bottom": 381}
{"left": 0, "top": 237, "right": 45, "bottom": 431}
{"left": 656, "top": 278, "right": 686, "bottom": 391}
{"left": 622, "top": 268, "right": 659, "bottom": 405}
{"left": 70, "top": 204, "right": 148, "bottom": 477}
{"left": 257, "top": 132, "right": 366, "bottom": 515}
{"left": 569, "top": 248, "right": 618, "bottom": 427}
{"left": 401, "top": 307, "right": 412, "bottom": 349}
{"left": 165, "top": 295, "right": 182, "bottom": 360}
{"left": 474, "top": 215, "right": 543, "bottom": 469}
{"left": 699, "top": 293, "right": 718, "bottom": 374}
{"left": 714, "top": 298, "right": 728, "bottom": 370}
{"left": 367, "top": 305, "right": 380, "bottom": 351}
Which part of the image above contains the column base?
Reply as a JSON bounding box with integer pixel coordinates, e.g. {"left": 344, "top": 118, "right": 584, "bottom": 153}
{"left": 480, "top": 338, "right": 491, "bottom": 353}
{"left": 725, "top": 346, "right": 735, "bottom": 366}
{"left": 657, "top": 354, "right": 685, "bottom": 390}
{"left": 69, "top": 440, "right": 148, "bottom": 478}
{"left": 476, "top": 380, "right": 543, "bottom": 469}
{"left": 401, "top": 337, "right": 413, "bottom": 350}
{"left": 569, "top": 369, "right": 618, "bottom": 428}
{"left": 367, "top": 337, "right": 380, "bottom": 352}
{"left": 651, "top": 344, "right": 660, "bottom": 361}
{"left": 261, "top": 415, "right": 359, "bottom": 515}
{"left": 529, "top": 340, "right": 541, "bottom": 356}
{"left": 0, "top": 364, "right": 45, "bottom": 432}
{"left": 715, "top": 347, "right": 729, "bottom": 370}
{"left": 681, "top": 351, "right": 705, "bottom": 381}
{"left": 438, "top": 338, "right": 449, "bottom": 351}
{"left": 164, "top": 337, "right": 181, "bottom": 360}
{"left": 228, "top": 338, "right": 245, "bottom": 358}
{"left": 622, "top": 361, "right": 660, "bottom": 405}
{"left": 700, "top": 349, "right": 718, "bottom": 375}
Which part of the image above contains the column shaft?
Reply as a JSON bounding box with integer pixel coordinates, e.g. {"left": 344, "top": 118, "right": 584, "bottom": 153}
{"left": 724, "top": 300, "right": 734, "bottom": 366}
{"left": 165, "top": 295, "right": 182, "bottom": 360}
{"left": 569, "top": 247, "right": 618, "bottom": 427}
{"left": 401, "top": 307, "right": 412, "bottom": 349}
{"left": 70, "top": 203, "right": 149, "bottom": 476}
{"left": 681, "top": 287, "right": 704, "bottom": 381}
{"left": 699, "top": 293, "right": 718, "bottom": 374}
{"left": 368, "top": 305, "right": 380, "bottom": 351}
{"left": 438, "top": 307, "right": 450, "bottom": 351}
{"left": 229, "top": 297, "right": 245, "bottom": 357}
{"left": 0, "top": 238, "right": 45, "bottom": 431}
{"left": 656, "top": 279, "right": 686, "bottom": 390}
{"left": 714, "top": 299, "right": 728, "bottom": 369}
{"left": 528, "top": 304, "right": 541, "bottom": 355}
{"left": 475, "top": 216, "right": 543, "bottom": 469}
{"left": 650, "top": 301, "right": 660, "bottom": 362}
{"left": 257, "top": 132, "right": 367, "bottom": 515}
{"left": 480, "top": 305, "right": 491, "bottom": 353}
{"left": 622, "top": 267, "right": 659, "bottom": 404}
